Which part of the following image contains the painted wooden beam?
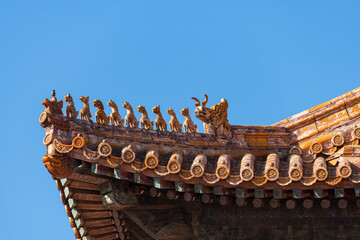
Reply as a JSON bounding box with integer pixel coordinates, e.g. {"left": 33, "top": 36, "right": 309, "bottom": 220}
{"left": 303, "top": 199, "right": 314, "bottom": 209}
{"left": 272, "top": 188, "right": 292, "bottom": 199}
{"left": 314, "top": 188, "right": 328, "bottom": 199}
{"left": 292, "top": 189, "right": 302, "bottom": 199}
{"left": 269, "top": 199, "right": 280, "bottom": 208}
{"left": 175, "top": 182, "right": 193, "bottom": 192}
{"left": 75, "top": 218, "right": 114, "bottom": 228}
{"left": 338, "top": 199, "right": 347, "bottom": 209}
{"left": 166, "top": 190, "right": 178, "bottom": 200}
{"left": 99, "top": 182, "right": 114, "bottom": 195}
{"left": 91, "top": 163, "right": 114, "bottom": 177}
{"left": 71, "top": 208, "right": 81, "bottom": 219}
{"left": 219, "top": 196, "right": 229, "bottom": 206}
{"left": 214, "top": 186, "right": 228, "bottom": 196}
{"left": 133, "top": 173, "right": 152, "bottom": 185}
{"left": 86, "top": 226, "right": 117, "bottom": 237}
{"left": 184, "top": 192, "right": 195, "bottom": 202}
{"left": 335, "top": 188, "right": 345, "bottom": 198}
{"left": 252, "top": 198, "right": 263, "bottom": 208}
{"left": 153, "top": 178, "right": 174, "bottom": 189}
{"left": 60, "top": 178, "right": 71, "bottom": 187}
{"left": 194, "top": 184, "right": 212, "bottom": 194}
{"left": 61, "top": 178, "right": 99, "bottom": 191}
{"left": 355, "top": 187, "right": 360, "bottom": 197}
{"left": 149, "top": 187, "right": 161, "bottom": 197}
{"left": 236, "top": 188, "right": 252, "bottom": 198}
{"left": 102, "top": 192, "right": 121, "bottom": 207}
{"left": 64, "top": 187, "right": 102, "bottom": 201}
{"left": 201, "top": 194, "right": 213, "bottom": 204}
{"left": 60, "top": 192, "right": 67, "bottom": 205}
{"left": 255, "top": 189, "right": 267, "bottom": 198}
{"left": 285, "top": 199, "right": 296, "bottom": 209}
{"left": 114, "top": 169, "right": 133, "bottom": 181}
{"left": 80, "top": 210, "right": 113, "bottom": 219}
{"left": 320, "top": 199, "right": 331, "bottom": 209}
{"left": 236, "top": 198, "right": 246, "bottom": 207}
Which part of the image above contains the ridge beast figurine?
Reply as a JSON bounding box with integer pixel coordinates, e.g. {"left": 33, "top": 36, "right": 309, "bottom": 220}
{"left": 80, "top": 96, "right": 92, "bottom": 122}
{"left": 137, "top": 105, "right": 154, "bottom": 130}
{"left": 123, "top": 101, "right": 139, "bottom": 128}
{"left": 192, "top": 94, "right": 231, "bottom": 138}
{"left": 166, "top": 108, "right": 182, "bottom": 133}
{"left": 64, "top": 93, "right": 78, "bottom": 118}
{"left": 180, "top": 107, "right": 198, "bottom": 133}
{"left": 152, "top": 105, "right": 167, "bottom": 131}
{"left": 107, "top": 99, "right": 124, "bottom": 127}
{"left": 93, "top": 99, "right": 110, "bottom": 125}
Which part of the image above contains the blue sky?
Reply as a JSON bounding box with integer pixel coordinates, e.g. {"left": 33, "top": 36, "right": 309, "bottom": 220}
{"left": 0, "top": 1, "right": 359, "bottom": 239}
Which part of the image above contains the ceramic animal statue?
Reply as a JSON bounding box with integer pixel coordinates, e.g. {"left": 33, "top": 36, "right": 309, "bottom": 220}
{"left": 180, "top": 107, "right": 198, "bottom": 133}
{"left": 166, "top": 108, "right": 182, "bottom": 133}
{"left": 192, "top": 94, "right": 231, "bottom": 138}
{"left": 42, "top": 90, "right": 63, "bottom": 115}
{"left": 107, "top": 100, "right": 124, "bottom": 127}
{"left": 122, "top": 101, "right": 139, "bottom": 128}
{"left": 151, "top": 105, "right": 167, "bottom": 131}
{"left": 80, "top": 96, "right": 92, "bottom": 122}
{"left": 64, "top": 93, "right": 78, "bottom": 118}
{"left": 137, "top": 105, "right": 153, "bottom": 130}
{"left": 93, "top": 99, "right": 110, "bottom": 125}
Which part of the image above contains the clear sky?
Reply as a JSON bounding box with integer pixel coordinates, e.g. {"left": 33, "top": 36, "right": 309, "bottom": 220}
{"left": 1, "top": 1, "right": 359, "bottom": 239}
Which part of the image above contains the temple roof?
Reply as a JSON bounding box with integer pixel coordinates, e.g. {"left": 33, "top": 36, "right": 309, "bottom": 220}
{"left": 39, "top": 87, "right": 360, "bottom": 239}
